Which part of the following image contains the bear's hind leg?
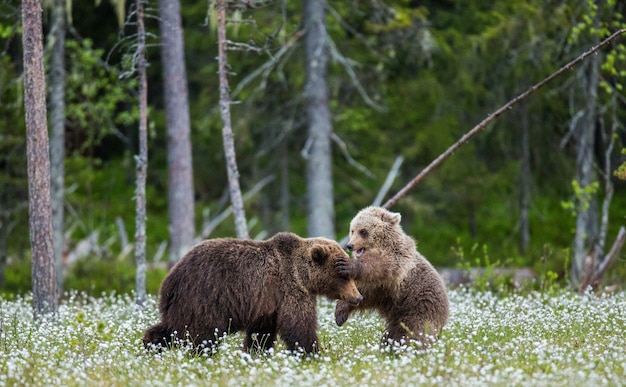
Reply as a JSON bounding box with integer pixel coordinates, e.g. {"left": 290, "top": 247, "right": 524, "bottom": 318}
{"left": 244, "top": 329, "right": 277, "bottom": 353}
{"left": 384, "top": 317, "right": 435, "bottom": 349}
{"left": 192, "top": 323, "right": 233, "bottom": 355}
{"left": 244, "top": 313, "right": 278, "bottom": 353}
{"left": 279, "top": 326, "right": 318, "bottom": 354}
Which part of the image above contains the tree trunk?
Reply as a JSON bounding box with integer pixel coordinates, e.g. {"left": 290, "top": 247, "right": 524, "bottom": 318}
{"left": 280, "top": 135, "right": 290, "bottom": 230}
{"left": 49, "top": 0, "right": 66, "bottom": 295}
{"left": 571, "top": 30, "right": 600, "bottom": 287}
{"left": 577, "top": 83, "right": 623, "bottom": 292}
{"left": 22, "top": 0, "right": 58, "bottom": 317}
{"left": 303, "top": 0, "right": 335, "bottom": 239}
{"left": 158, "top": 0, "right": 195, "bottom": 266}
{"left": 135, "top": 0, "right": 148, "bottom": 306}
{"left": 519, "top": 100, "right": 530, "bottom": 253}
{"left": 216, "top": 0, "right": 249, "bottom": 240}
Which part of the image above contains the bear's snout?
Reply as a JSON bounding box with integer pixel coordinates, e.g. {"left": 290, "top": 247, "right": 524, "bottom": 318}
{"left": 346, "top": 243, "right": 354, "bottom": 251}
{"left": 345, "top": 292, "right": 364, "bottom": 306}
{"left": 342, "top": 282, "right": 363, "bottom": 306}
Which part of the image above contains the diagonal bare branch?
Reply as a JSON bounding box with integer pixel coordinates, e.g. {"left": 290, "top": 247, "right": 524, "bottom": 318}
{"left": 383, "top": 29, "right": 626, "bottom": 209}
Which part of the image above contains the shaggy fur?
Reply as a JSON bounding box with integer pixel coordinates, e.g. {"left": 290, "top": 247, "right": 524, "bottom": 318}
{"left": 143, "top": 232, "right": 362, "bottom": 354}
{"left": 335, "top": 206, "right": 449, "bottom": 346}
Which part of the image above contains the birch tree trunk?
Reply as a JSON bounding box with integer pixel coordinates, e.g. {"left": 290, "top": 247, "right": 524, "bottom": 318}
{"left": 49, "top": 0, "right": 66, "bottom": 295}
{"left": 135, "top": 0, "right": 148, "bottom": 306}
{"left": 303, "top": 0, "right": 335, "bottom": 239}
{"left": 571, "top": 16, "right": 601, "bottom": 287}
{"left": 158, "top": 0, "right": 195, "bottom": 266}
{"left": 216, "top": 0, "right": 249, "bottom": 240}
{"left": 22, "top": 0, "right": 58, "bottom": 317}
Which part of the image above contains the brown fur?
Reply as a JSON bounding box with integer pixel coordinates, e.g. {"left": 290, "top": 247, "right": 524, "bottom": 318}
{"left": 143, "top": 232, "right": 362, "bottom": 354}
{"left": 335, "top": 206, "right": 449, "bottom": 347}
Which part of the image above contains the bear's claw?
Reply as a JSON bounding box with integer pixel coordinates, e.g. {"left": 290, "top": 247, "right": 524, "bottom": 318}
{"left": 335, "top": 257, "right": 353, "bottom": 279}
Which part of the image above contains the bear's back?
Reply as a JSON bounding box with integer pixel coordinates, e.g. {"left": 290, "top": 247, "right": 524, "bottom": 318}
{"left": 160, "top": 239, "right": 279, "bottom": 308}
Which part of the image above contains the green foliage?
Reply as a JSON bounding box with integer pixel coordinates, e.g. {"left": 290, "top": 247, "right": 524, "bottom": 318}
{"left": 0, "top": 26, "right": 29, "bottom": 263}
{"left": 560, "top": 180, "right": 600, "bottom": 216}
{"left": 0, "top": 21, "right": 19, "bottom": 39}
{"left": 64, "top": 258, "right": 166, "bottom": 296}
{"left": 2, "top": 253, "right": 166, "bottom": 296}
{"left": 2, "top": 0, "right": 626, "bottom": 295}
{"left": 1, "top": 258, "right": 30, "bottom": 296}
{"left": 63, "top": 38, "right": 138, "bottom": 152}
{"left": 535, "top": 244, "right": 572, "bottom": 293}
{"left": 616, "top": 148, "right": 626, "bottom": 180}
{"left": 452, "top": 241, "right": 515, "bottom": 293}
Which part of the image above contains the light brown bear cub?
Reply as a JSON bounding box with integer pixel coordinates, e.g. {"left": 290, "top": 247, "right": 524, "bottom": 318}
{"left": 335, "top": 206, "right": 449, "bottom": 347}
{"left": 144, "top": 232, "right": 363, "bottom": 354}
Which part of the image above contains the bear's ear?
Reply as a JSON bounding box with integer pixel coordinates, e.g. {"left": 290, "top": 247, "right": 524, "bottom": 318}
{"left": 382, "top": 211, "right": 401, "bottom": 225}
{"left": 311, "top": 245, "right": 328, "bottom": 265}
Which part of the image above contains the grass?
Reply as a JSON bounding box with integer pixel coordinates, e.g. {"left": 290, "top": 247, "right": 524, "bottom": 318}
{"left": 1, "top": 288, "right": 625, "bottom": 386}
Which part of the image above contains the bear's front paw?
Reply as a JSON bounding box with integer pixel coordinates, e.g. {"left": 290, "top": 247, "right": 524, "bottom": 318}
{"left": 334, "top": 301, "right": 351, "bottom": 326}
{"left": 335, "top": 257, "right": 361, "bottom": 279}
{"left": 335, "top": 257, "right": 352, "bottom": 278}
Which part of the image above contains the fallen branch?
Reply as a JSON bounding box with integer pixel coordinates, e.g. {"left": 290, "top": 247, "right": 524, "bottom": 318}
{"left": 590, "top": 226, "right": 626, "bottom": 288}
{"left": 439, "top": 267, "right": 537, "bottom": 288}
{"left": 373, "top": 156, "right": 404, "bottom": 207}
{"left": 382, "top": 29, "right": 626, "bottom": 209}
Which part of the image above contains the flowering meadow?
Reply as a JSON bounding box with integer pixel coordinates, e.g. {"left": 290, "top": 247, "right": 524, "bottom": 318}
{"left": 1, "top": 288, "right": 625, "bottom": 386}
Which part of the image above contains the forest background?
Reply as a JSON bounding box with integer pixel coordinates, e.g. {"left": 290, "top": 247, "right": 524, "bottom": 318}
{"left": 1, "top": 0, "right": 626, "bottom": 296}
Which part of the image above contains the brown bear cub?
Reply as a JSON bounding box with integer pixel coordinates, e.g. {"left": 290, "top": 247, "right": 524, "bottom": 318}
{"left": 335, "top": 206, "right": 449, "bottom": 347}
{"left": 143, "top": 232, "right": 363, "bottom": 354}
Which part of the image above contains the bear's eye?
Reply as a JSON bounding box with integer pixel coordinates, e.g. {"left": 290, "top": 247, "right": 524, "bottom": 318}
{"left": 359, "top": 229, "right": 368, "bottom": 238}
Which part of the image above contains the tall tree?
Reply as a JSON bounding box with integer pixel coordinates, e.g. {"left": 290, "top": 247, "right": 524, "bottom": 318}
{"left": 49, "top": 0, "right": 66, "bottom": 294}
{"left": 216, "top": 0, "right": 249, "bottom": 240}
{"left": 303, "top": 0, "right": 335, "bottom": 239}
{"left": 22, "top": 0, "right": 58, "bottom": 317}
{"left": 518, "top": 100, "right": 531, "bottom": 253}
{"left": 567, "top": 1, "right": 626, "bottom": 289}
{"left": 135, "top": 0, "right": 148, "bottom": 306}
{"left": 571, "top": 59, "right": 600, "bottom": 287}
{"left": 158, "top": 0, "right": 195, "bottom": 266}
{"left": 570, "top": 2, "right": 601, "bottom": 287}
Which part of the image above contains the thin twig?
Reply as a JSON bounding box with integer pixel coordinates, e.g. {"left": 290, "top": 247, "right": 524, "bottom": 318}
{"left": 331, "top": 133, "right": 375, "bottom": 178}
{"left": 227, "top": 40, "right": 264, "bottom": 52}
{"left": 325, "top": 33, "right": 387, "bottom": 112}
{"left": 198, "top": 175, "right": 275, "bottom": 241}
{"left": 231, "top": 30, "right": 303, "bottom": 98}
{"left": 383, "top": 29, "right": 626, "bottom": 209}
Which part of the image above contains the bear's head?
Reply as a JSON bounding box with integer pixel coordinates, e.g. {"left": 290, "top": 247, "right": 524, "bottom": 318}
{"left": 346, "top": 206, "right": 403, "bottom": 258}
{"left": 306, "top": 238, "right": 363, "bottom": 306}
